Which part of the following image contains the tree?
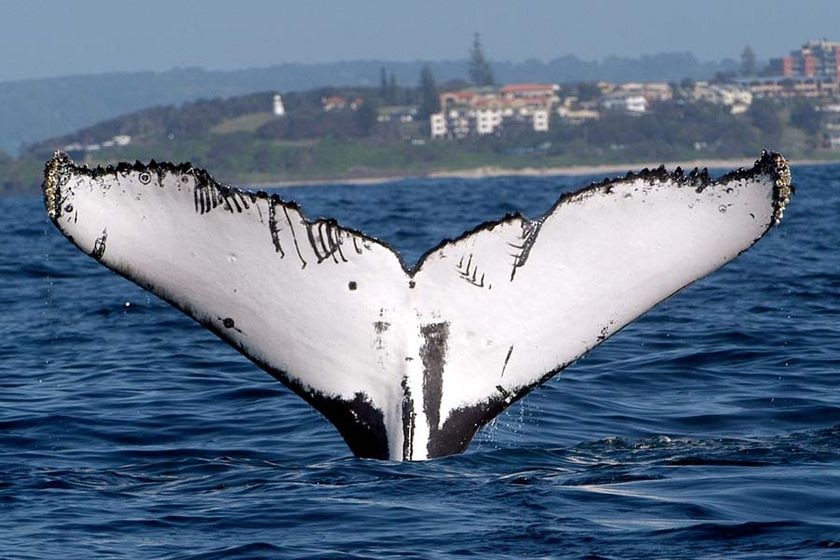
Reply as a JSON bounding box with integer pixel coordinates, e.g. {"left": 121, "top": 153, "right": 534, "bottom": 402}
{"left": 379, "top": 68, "right": 402, "bottom": 105}
{"left": 388, "top": 73, "right": 400, "bottom": 105}
{"left": 468, "top": 33, "right": 495, "bottom": 87}
{"left": 441, "top": 78, "right": 471, "bottom": 92}
{"left": 790, "top": 100, "right": 821, "bottom": 135}
{"left": 748, "top": 99, "right": 782, "bottom": 141}
{"left": 741, "top": 46, "right": 757, "bottom": 77}
{"left": 680, "top": 77, "right": 696, "bottom": 90}
{"left": 575, "top": 82, "right": 602, "bottom": 102}
{"left": 712, "top": 70, "right": 737, "bottom": 84}
{"left": 417, "top": 65, "right": 441, "bottom": 119}
{"left": 379, "top": 67, "right": 388, "bottom": 100}
{"left": 355, "top": 99, "right": 379, "bottom": 136}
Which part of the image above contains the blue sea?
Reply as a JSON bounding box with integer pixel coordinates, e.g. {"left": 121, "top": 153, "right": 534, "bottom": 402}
{"left": 2, "top": 162, "right": 839, "bottom": 559}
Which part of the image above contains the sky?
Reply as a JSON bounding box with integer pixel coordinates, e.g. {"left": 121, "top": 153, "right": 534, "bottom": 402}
{"left": 3, "top": 0, "right": 840, "bottom": 83}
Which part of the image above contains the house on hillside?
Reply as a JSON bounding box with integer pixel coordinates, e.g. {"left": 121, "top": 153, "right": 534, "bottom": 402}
{"left": 377, "top": 106, "right": 417, "bottom": 123}
{"left": 691, "top": 82, "right": 753, "bottom": 114}
{"left": 612, "top": 82, "right": 673, "bottom": 103}
{"left": 321, "top": 95, "right": 364, "bottom": 112}
{"left": 601, "top": 94, "right": 647, "bottom": 115}
{"left": 62, "top": 134, "right": 131, "bottom": 156}
{"left": 322, "top": 96, "right": 347, "bottom": 111}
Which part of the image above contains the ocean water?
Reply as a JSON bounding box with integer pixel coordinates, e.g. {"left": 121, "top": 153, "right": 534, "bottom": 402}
{"left": 1, "top": 162, "right": 839, "bottom": 559}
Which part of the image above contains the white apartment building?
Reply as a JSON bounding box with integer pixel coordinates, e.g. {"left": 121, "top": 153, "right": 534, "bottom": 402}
{"left": 431, "top": 83, "right": 558, "bottom": 138}
{"left": 602, "top": 95, "right": 648, "bottom": 114}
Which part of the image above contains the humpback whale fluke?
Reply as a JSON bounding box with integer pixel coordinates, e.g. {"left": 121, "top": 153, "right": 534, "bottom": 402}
{"left": 43, "top": 152, "right": 793, "bottom": 461}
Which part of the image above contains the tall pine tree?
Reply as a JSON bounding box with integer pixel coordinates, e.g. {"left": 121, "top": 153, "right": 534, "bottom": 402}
{"left": 418, "top": 65, "right": 441, "bottom": 118}
{"left": 379, "top": 66, "right": 389, "bottom": 99}
{"left": 468, "top": 33, "right": 495, "bottom": 87}
{"left": 741, "top": 46, "right": 757, "bottom": 77}
{"left": 388, "top": 73, "right": 400, "bottom": 105}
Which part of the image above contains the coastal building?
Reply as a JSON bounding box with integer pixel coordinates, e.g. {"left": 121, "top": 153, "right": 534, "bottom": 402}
{"left": 533, "top": 108, "right": 549, "bottom": 131}
{"left": 691, "top": 82, "right": 753, "bottom": 113}
{"left": 555, "top": 96, "right": 600, "bottom": 124}
{"left": 321, "top": 96, "right": 364, "bottom": 112}
{"left": 430, "top": 113, "right": 447, "bottom": 137}
{"left": 377, "top": 106, "right": 417, "bottom": 123}
{"left": 430, "top": 83, "right": 559, "bottom": 138}
{"left": 62, "top": 134, "right": 131, "bottom": 155}
{"left": 742, "top": 76, "right": 839, "bottom": 99}
{"left": 768, "top": 39, "right": 840, "bottom": 82}
{"left": 601, "top": 94, "right": 648, "bottom": 114}
{"left": 112, "top": 135, "right": 131, "bottom": 146}
{"left": 556, "top": 106, "right": 600, "bottom": 123}
{"left": 499, "top": 83, "right": 558, "bottom": 105}
{"left": 612, "top": 82, "right": 673, "bottom": 103}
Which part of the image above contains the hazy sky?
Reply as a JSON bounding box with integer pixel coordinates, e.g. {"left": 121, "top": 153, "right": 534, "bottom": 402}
{"left": 3, "top": 0, "right": 840, "bottom": 82}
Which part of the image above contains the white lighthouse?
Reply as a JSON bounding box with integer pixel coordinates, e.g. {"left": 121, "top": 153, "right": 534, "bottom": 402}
{"left": 273, "top": 94, "right": 286, "bottom": 117}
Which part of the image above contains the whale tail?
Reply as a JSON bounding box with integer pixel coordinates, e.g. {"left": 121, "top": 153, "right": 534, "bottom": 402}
{"left": 44, "top": 152, "right": 792, "bottom": 460}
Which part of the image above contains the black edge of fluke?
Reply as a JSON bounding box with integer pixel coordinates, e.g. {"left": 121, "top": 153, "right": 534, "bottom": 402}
{"left": 41, "top": 151, "right": 417, "bottom": 274}
{"left": 409, "top": 150, "right": 793, "bottom": 274}
{"left": 43, "top": 150, "right": 793, "bottom": 274}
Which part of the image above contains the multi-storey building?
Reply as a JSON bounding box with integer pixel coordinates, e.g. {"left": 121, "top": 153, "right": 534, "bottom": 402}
{"left": 431, "top": 83, "right": 559, "bottom": 138}
{"left": 768, "top": 40, "right": 840, "bottom": 81}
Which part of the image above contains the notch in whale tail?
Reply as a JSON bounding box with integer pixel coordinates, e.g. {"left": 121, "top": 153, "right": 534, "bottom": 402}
{"left": 44, "top": 152, "right": 792, "bottom": 460}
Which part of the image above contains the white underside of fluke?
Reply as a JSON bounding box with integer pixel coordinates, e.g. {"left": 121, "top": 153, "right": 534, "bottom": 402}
{"left": 44, "top": 152, "right": 792, "bottom": 461}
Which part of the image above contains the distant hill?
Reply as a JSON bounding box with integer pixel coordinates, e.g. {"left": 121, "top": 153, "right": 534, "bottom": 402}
{"left": 4, "top": 70, "right": 829, "bottom": 197}
{"left": 0, "top": 53, "right": 736, "bottom": 154}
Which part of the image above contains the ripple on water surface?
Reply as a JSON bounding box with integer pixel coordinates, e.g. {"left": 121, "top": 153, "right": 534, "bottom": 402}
{"left": 1, "top": 163, "right": 840, "bottom": 558}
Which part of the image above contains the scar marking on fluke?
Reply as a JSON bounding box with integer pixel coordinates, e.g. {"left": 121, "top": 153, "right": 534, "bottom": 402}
{"left": 282, "top": 205, "right": 307, "bottom": 269}
{"left": 307, "top": 220, "right": 348, "bottom": 264}
{"left": 509, "top": 219, "right": 540, "bottom": 281}
{"left": 91, "top": 229, "right": 107, "bottom": 261}
{"left": 267, "top": 203, "right": 286, "bottom": 257}
{"left": 500, "top": 345, "right": 514, "bottom": 378}
{"left": 456, "top": 253, "right": 487, "bottom": 288}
